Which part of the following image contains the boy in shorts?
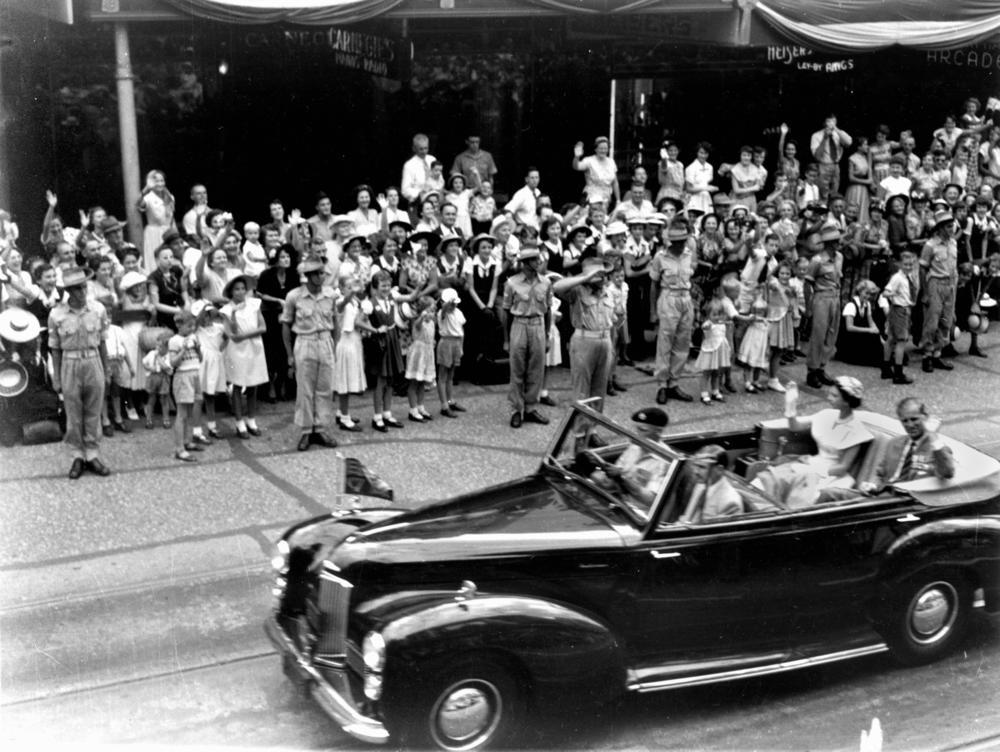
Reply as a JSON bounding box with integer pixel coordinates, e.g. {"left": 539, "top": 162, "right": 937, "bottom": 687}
{"left": 168, "top": 311, "right": 203, "bottom": 461}
{"left": 881, "top": 250, "right": 918, "bottom": 384}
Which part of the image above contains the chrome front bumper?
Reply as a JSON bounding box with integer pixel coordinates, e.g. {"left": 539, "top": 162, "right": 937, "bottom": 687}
{"left": 264, "top": 613, "right": 389, "bottom": 745}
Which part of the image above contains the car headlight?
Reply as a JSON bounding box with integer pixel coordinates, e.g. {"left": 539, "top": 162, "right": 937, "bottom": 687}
{"left": 271, "top": 539, "right": 290, "bottom": 573}
{"left": 362, "top": 631, "right": 386, "bottom": 673}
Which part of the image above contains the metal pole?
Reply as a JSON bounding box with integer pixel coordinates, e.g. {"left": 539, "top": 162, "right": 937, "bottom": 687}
{"left": 114, "top": 22, "right": 142, "bottom": 249}
{"left": 609, "top": 78, "right": 616, "bottom": 160}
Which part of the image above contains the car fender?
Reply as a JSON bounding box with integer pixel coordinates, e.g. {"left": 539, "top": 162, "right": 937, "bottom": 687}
{"left": 872, "top": 515, "right": 1000, "bottom": 620}
{"left": 282, "top": 508, "right": 406, "bottom": 564}
{"left": 377, "top": 594, "right": 627, "bottom": 711}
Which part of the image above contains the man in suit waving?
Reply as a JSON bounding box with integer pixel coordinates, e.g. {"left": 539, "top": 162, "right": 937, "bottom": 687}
{"left": 867, "top": 397, "right": 955, "bottom": 491}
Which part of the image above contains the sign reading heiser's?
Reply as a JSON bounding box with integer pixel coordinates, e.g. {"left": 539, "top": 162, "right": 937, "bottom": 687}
{"left": 245, "top": 28, "right": 408, "bottom": 79}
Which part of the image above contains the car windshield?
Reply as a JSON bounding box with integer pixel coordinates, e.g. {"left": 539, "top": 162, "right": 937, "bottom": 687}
{"left": 544, "top": 405, "right": 677, "bottom": 526}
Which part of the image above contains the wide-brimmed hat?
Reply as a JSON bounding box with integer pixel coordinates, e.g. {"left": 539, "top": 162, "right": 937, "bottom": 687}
{"left": 447, "top": 172, "right": 467, "bottom": 189}
{"left": 666, "top": 226, "right": 690, "bottom": 243}
{"left": 657, "top": 196, "right": 684, "bottom": 212}
{"left": 61, "top": 266, "right": 93, "bottom": 289}
{"left": 468, "top": 232, "right": 497, "bottom": 251}
{"left": 833, "top": 375, "right": 863, "bottom": 400}
{"left": 344, "top": 234, "right": 370, "bottom": 249}
{"left": 331, "top": 214, "right": 353, "bottom": 227}
{"left": 440, "top": 287, "right": 461, "bottom": 304}
{"left": 645, "top": 213, "right": 668, "bottom": 226}
{"left": 886, "top": 193, "right": 910, "bottom": 210}
{"left": 438, "top": 232, "right": 463, "bottom": 251}
{"left": 489, "top": 215, "right": 511, "bottom": 233}
{"left": 99, "top": 216, "right": 125, "bottom": 233}
{"left": 222, "top": 273, "right": 256, "bottom": 299}
{"left": 712, "top": 194, "right": 734, "bottom": 207}
{"left": 942, "top": 183, "right": 965, "bottom": 197}
{"left": 931, "top": 210, "right": 955, "bottom": 231}
{"left": 119, "top": 270, "right": 148, "bottom": 291}
{"left": 604, "top": 220, "right": 628, "bottom": 236}
{"left": 566, "top": 224, "right": 593, "bottom": 240}
{"left": 388, "top": 219, "right": 412, "bottom": 232}
{"left": 408, "top": 231, "right": 440, "bottom": 252}
{"left": 393, "top": 301, "right": 415, "bottom": 329}
{"left": 517, "top": 246, "right": 541, "bottom": 261}
{"left": 581, "top": 256, "right": 610, "bottom": 272}
{"left": 299, "top": 257, "right": 325, "bottom": 275}
{"left": 626, "top": 215, "right": 648, "bottom": 226}
{"left": 0, "top": 308, "right": 41, "bottom": 343}
{"left": 0, "top": 360, "right": 29, "bottom": 398}
{"left": 419, "top": 189, "right": 442, "bottom": 204}
{"left": 820, "top": 225, "right": 843, "bottom": 242}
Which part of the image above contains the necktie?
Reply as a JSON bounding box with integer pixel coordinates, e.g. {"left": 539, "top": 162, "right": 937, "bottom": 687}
{"left": 898, "top": 440, "right": 916, "bottom": 482}
{"left": 907, "top": 274, "right": 917, "bottom": 303}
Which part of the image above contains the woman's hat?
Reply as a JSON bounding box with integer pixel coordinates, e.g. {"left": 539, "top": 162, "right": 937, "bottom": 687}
{"left": 468, "top": 232, "right": 496, "bottom": 251}
{"left": 0, "top": 308, "right": 41, "bottom": 343}
{"left": 886, "top": 193, "right": 910, "bottom": 210}
{"left": 119, "top": 270, "right": 148, "bottom": 291}
{"left": 909, "top": 190, "right": 929, "bottom": 203}
{"left": 605, "top": 220, "right": 628, "bottom": 236}
{"left": 393, "top": 301, "right": 415, "bottom": 329}
{"left": 626, "top": 215, "right": 648, "bottom": 226}
{"left": 388, "top": 218, "right": 412, "bottom": 233}
{"left": 222, "top": 273, "right": 256, "bottom": 299}
{"left": 331, "top": 214, "right": 354, "bottom": 227}
{"left": 833, "top": 375, "right": 863, "bottom": 399}
{"left": 408, "top": 231, "right": 440, "bottom": 252}
{"left": 566, "top": 224, "right": 593, "bottom": 240}
{"left": 0, "top": 360, "right": 29, "bottom": 398}
{"left": 99, "top": 216, "right": 125, "bottom": 233}
{"left": 942, "top": 183, "right": 965, "bottom": 198}
{"left": 439, "top": 232, "right": 463, "bottom": 251}
{"left": 657, "top": 196, "right": 684, "bottom": 211}
{"left": 447, "top": 172, "right": 467, "bottom": 189}
{"left": 931, "top": 210, "right": 955, "bottom": 231}
{"left": 489, "top": 215, "right": 511, "bottom": 234}
{"left": 419, "top": 189, "right": 442, "bottom": 204}
{"left": 804, "top": 201, "right": 828, "bottom": 214}
{"left": 645, "top": 213, "right": 668, "bottom": 226}
{"left": 344, "top": 234, "right": 370, "bottom": 249}
{"left": 299, "top": 257, "right": 325, "bottom": 275}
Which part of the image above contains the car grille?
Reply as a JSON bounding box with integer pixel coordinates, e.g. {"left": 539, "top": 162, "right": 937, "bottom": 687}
{"left": 307, "top": 569, "right": 353, "bottom": 657}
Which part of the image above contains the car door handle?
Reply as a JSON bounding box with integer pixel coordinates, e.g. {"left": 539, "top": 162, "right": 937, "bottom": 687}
{"left": 896, "top": 514, "right": 920, "bottom": 523}
{"left": 650, "top": 550, "right": 681, "bottom": 559}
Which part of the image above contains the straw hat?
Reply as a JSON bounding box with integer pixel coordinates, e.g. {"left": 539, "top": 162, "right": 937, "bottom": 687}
{"left": 0, "top": 309, "right": 41, "bottom": 343}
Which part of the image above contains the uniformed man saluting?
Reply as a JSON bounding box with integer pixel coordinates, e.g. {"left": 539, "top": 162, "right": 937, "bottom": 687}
{"left": 48, "top": 266, "right": 112, "bottom": 479}
{"left": 502, "top": 245, "right": 552, "bottom": 428}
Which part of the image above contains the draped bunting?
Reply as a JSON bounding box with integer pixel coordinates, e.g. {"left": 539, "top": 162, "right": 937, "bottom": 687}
{"left": 160, "top": 0, "right": 406, "bottom": 25}
{"left": 756, "top": 1, "right": 1000, "bottom": 51}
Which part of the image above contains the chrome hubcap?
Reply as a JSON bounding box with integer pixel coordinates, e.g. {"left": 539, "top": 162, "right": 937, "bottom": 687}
{"left": 432, "top": 680, "right": 501, "bottom": 750}
{"left": 909, "top": 582, "right": 956, "bottom": 644}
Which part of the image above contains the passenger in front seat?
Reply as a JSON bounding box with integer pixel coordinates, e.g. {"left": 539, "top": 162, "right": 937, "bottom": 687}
{"left": 679, "top": 444, "right": 743, "bottom": 523}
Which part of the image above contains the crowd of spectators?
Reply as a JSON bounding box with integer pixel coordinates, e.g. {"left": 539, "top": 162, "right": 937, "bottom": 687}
{"left": 1, "top": 94, "right": 998, "bottom": 465}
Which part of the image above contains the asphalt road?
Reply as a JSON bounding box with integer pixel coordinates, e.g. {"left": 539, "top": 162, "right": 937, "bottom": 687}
{"left": 2, "top": 333, "right": 999, "bottom": 750}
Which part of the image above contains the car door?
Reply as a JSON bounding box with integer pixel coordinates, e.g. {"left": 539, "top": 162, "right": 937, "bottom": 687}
{"left": 628, "top": 477, "right": 803, "bottom": 677}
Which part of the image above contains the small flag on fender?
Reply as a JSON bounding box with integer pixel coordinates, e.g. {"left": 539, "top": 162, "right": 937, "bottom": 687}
{"left": 342, "top": 456, "right": 394, "bottom": 501}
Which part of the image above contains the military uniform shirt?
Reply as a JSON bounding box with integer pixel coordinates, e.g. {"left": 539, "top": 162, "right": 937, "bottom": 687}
{"left": 48, "top": 300, "right": 109, "bottom": 351}
{"left": 280, "top": 285, "right": 338, "bottom": 335}
{"left": 502, "top": 272, "right": 552, "bottom": 317}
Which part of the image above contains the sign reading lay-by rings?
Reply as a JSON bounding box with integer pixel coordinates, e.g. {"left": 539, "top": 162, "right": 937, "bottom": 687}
{"left": 244, "top": 27, "right": 411, "bottom": 80}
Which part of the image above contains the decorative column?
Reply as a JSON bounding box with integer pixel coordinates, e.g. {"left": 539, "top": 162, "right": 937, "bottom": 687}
{"left": 114, "top": 22, "right": 142, "bottom": 248}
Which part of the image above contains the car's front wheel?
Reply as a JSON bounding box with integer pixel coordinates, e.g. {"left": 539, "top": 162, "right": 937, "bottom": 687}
{"left": 883, "top": 568, "right": 971, "bottom": 666}
{"left": 403, "top": 656, "right": 526, "bottom": 751}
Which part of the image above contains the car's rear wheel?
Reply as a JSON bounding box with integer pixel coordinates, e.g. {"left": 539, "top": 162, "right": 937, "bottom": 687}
{"left": 403, "top": 656, "right": 526, "bottom": 751}
{"left": 884, "top": 568, "right": 971, "bottom": 666}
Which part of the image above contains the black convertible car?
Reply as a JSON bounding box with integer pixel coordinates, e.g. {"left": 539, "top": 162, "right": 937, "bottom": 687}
{"left": 265, "top": 401, "right": 1000, "bottom": 750}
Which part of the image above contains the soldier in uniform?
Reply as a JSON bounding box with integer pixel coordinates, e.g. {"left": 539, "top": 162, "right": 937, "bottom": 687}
{"left": 650, "top": 221, "right": 696, "bottom": 404}
{"left": 48, "top": 266, "right": 111, "bottom": 479}
{"left": 501, "top": 245, "right": 552, "bottom": 428}
{"left": 281, "top": 257, "right": 339, "bottom": 451}
{"left": 552, "top": 256, "right": 622, "bottom": 405}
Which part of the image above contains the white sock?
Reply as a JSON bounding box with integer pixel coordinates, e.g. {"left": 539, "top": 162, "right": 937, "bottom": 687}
{"left": 382, "top": 410, "right": 393, "bottom": 419}
{"left": 246, "top": 418, "right": 258, "bottom": 430}
{"left": 192, "top": 426, "right": 205, "bottom": 437}
{"left": 341, "top": 415, "right": 355, "bottom": 427}
{"left": 207, "top": 421, "right": 217, "bottom": 430}
{"left": 236, "top": 419, "right": 247, "bottom": 432}
{"left": 373, "top": 415, "right": 385, "bottom": 425}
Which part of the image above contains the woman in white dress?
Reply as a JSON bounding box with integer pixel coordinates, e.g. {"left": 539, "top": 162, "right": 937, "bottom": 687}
{"left": 137, "top": 170, "right": 176, "bottom": 271}
{"left": 685, "top": 142, "right": 718, "bottom": 215}
{"left": 444, "top": 173, "right": 473, "bottom": 237}
{"left": 345, "top": 184, "right": 381, "bottom": 239}
{"left": 220, "top": 275, "right": 268, "bottom": 439}
{"left": 573, "top": 136, "right": 620, "bottom": 207}
{"left": 752, "top": 376, "right": 872, "bottom": 508}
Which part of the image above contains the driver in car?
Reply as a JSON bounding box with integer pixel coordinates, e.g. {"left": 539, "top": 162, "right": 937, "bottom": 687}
{"left": 589, "top": 408, "right": 671, "bottom": 505}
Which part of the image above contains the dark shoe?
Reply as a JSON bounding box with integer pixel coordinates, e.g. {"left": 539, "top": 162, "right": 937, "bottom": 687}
{"left": 117, "top": 420, "right": 132, "bottom": 434}
{"left": 371, "top": 419, "right": 388, "bottom": 433}
{"left": 408, "top": 412, "right": 425, "bottom": 423}
{"left": 723, "top": 380, "right": 738, "bottom": 394}
{"left": 418, "top": 411, "right": 434, "bottom": 421}
{"left": 207, "top": 427, "right": 222, "bottom": 439}
{"left": 701, "top": 394, "right": 712, "bottom": 405}
{"left": 337, "top": 418, "right": 362, "bottom": 432}
{"left": 297, "top": 434, "right": 311, "bottom": 452}
{"left": 539, "top": 394, "right": 558, "bottom": 407}
{"left": 145, "top": 418, "right": 154, "bottom": 429}
{"left": 618, "top": 356, "right": 635, "bottom": 367}
{"left": 441, "top": 407, "right": 458, "bottom": 418}
{"left": 817, "top": 370, "right": 836, "bottom": 386}
{"left": 236, "top": 429, "right": 251, "bottom": 439}
{"left": 922, "top": 357, "right": 934, "bottom": 373}
{"left": 611, "top": 378, "right": 627, "bottom": 392}
{"left": 892, "top": 365, "right": 914, "bottom": 385}
{"left": 665, "top": 386, "right": 694, "bottom": 402}
{"left": 793, "top": 349, "right": 807, "bottom": 358}
{"left": 312, "top": 432, "right": 338, "bottom": 448}
{"left": 162, "top": 420, "right": 172, "bottom": 429}
{"left": 931, "top": 358, "right": 954, "bottom": 371}
{"left": 68, "top": 458, "right": 85, "bottom": 479}
{"left": 880, "top": 361, "right": 894, "bottom": 380}
{"left": 510, "top": 412, "right": 523, "bottom": 428}
{"left": 524, "top": 409, "right": 550, "bottom": 425}
{"left": 384, "top": 417, "right": 404, "bottom": 429}
{"left": 193, "top": 433, "right": 213, "bottom": 446}
{"left": 806, "top": 370, "right": 824, "bottom": 389}
{"left": 448, "top": 402, "right": 467, "bottom": 412}
{"left": 102, "top": 424, "right": 114, "bottom": 437}
{"left": 86, "top": 458, "right": 111, "bottom": 476}
{"left": 183, "top": 442, "right": 205, "bottom": 452}
{"left": 175, "top": 451, "right": 197, "bottom": 463}
{"left": 712, "top": 392, "right": 725, "bottom": 402}
{"left": 247, "top": 426, "right": 262, "bottom": 437}
{"left": 941, "top": 344, "right": 959, "bottom": 358}
{"left": 606, "top": 384, "right": 617, "bottom": 396}
{"left": 655, "top": 387, "right": 668, "bottom": 404}
{"left": 969, "top": 346, "right": 988, "bottom": 358}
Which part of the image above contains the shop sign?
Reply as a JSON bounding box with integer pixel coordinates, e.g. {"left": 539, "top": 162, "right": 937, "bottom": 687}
{"left": 766, "top": 45, "right": 854, "bottom": 73}
{"left": 244, "top": 27, "right": 409, "bottom": 79}
{"left": 926, "top": 45, "right": 1000, "bottom": 70}
{"left": 567, "top": 14, "right": 723, "bottom": 44}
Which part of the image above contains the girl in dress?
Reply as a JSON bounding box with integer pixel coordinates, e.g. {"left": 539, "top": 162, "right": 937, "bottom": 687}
{"left": 370, "top": 236, "right": 402, "bottom": 287}
{"left": 118, "top": 271, "right": 153, "bottom": 421}
{"left": 777, "top": 125, "right": 800, "bottom": 201}
{"left": 738, "top": 289, "right": 771, "bottom": 393}
{"left": 437, "top": 287, "right": 467, "bottom": 417}
{"left": 656, "top": 140, "right": 685, "bottom": 204}
{"left": 695, "top": 298, "right": 731, "bottom": 405}
{"left": 836, "top": 279, "right": 883, "bottom": 368}
{"left": 137, "top": 169, "right": 175, "bottom": 270}
{"left": 221, "top": 275, "right": 268, "bottom": 438}
{"left": 463, "top": 233, "right": 501, "bottom": 377}
{"left": 103, "top": 320, "right": 134, "bottom": 434}
{"left": 405, "top": 295, "right": 437, "bottom": 422}
{"left": 469, "top": 180, "right": 497, "bottom": 236}
{"left": 365, "top": 271, "right": 405, "bottom": 432}
{"left": 194, "top": 301, "right": 228, "bottom": 441}
{"left": 334, "top": 277, "right": 374, "bottom": 432}
{"left": 624, "top": 216, "right": 653, "bottom": 360}
{"left": 845, "top": 137, "right": 873, "bottom": 225}
{"left": 241, "top": 222, "right": 268, "bottom": 279}
{"left": 765, "top": 262, "right": 797, "bottom": 392}
{"left": 141, "top": 332, "right": 173, "bottom": 431}
{"left": 869, "top": 125, "right": 897, "bottom": 184}
{"left": 445, "top": 173, "right": 474, "bottom": 237}
{"left": 87, "top": 256, "right": 118, "bottom": 311}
